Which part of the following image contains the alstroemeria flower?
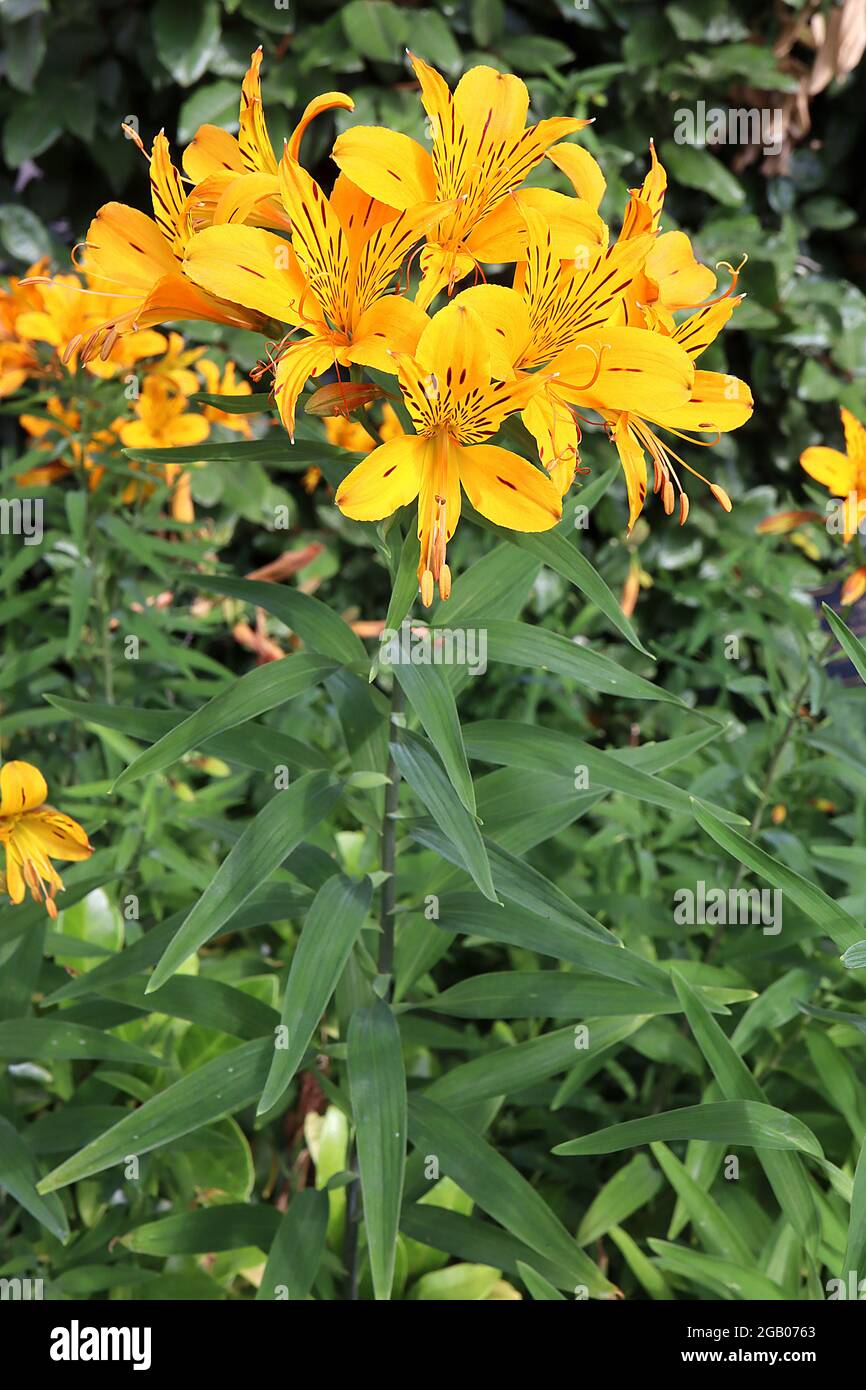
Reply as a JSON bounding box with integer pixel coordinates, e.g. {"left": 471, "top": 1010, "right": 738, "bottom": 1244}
{"left": 454, "top": 201, "right": 695, "bottom": 495}
{"left": 801, "top": 406, "right": 866, "bottom": 544}
{"left": 0, "top": 761, "right": 93, "bottom": 918}
{"left": 79, "top": 132, "right": 269, "bottom": 360}
{"left": 182, "top": 47, "right": 354, "bottom": 231}
{"left": 605, "top": 296, "right": 753, "bottom": 528}
{"left": 118, "top": 376, "right": 210, "bottom": 521}
{"left": 332, "top": 54, "right": 588, "bottom": 308}
{"left": 18, "top": 398, "right": 118, "bottom": 488}
{"left": 185, "top": 152, "right": 443, "bottom": 439}
{"left": 617, "top": 143, "right": 719, "bottom": 332}
{"left": 335, "top": 302, "right": 561, "bottom": 604}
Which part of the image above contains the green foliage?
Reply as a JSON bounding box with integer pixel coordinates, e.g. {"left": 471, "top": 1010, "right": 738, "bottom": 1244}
{"left": 1, "top": 0, "right": 866, "bottom": 1305}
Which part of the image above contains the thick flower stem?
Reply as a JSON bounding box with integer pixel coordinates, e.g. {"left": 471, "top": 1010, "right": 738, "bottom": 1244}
{"left": 378, "top": 682, "right": 405, "bottom": 987}
{"left": 343, "top": 680, "right": 405, "bottom": 1300}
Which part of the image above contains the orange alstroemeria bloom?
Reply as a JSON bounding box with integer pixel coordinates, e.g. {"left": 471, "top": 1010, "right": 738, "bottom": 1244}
{"left": 0, "top": 259, "right": 49, "bottom": 395}
{"left": 618, "top": 143, "right": 719, "bottom": 332}
{"left": 197, "top": 358, "right": 253, "bottom": 437}
{"left": 801, "top": 406, "right": 866, "bottom": 544}
{"left": 455, "top": 201, "right": 695, "bottom": 494}
{"left": 0, "top": 760, "right": 93, "bottom": 918}
{"left": 80, "top": 132, "right": 269, "bottom": 359}
{"left": 605, "top": 296, "right": 753, "bottom": 528}
{"left": 184, "top": 152, "right": 441, "bottom": 439}
{"left": 182, "top": 47, "right": 354, "bottom": 232}
{"left": 14, "top": 273, "right": 166, "bottom": 376}
{"left": 336, "top": 301, "right": 561, "bottom": 603}
{"left": 324, "top": 401, "right": 404, "bottom": 454}
{"left": 18, "top": 397, "right": 118, "bottom": 488}
{"left": 332, "top": 54, "right": 589, "bottom": 308}
{"left": 118, "top": 376, "right": 210, "bottom": 521}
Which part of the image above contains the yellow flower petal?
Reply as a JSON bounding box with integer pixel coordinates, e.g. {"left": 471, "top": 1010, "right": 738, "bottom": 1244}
{"left": 335, "top": 434, "right": 425, "bottom": 520}
{"left": 350, "top": 295, "right": 429, "bottom": 371}
{"left": 646, "top": 231, "right": 717, "bottom": 311}
{"left": 611, "top": 416, "right": 648, "bottom": 531}
{"left": 552, "top": 326, "right": 694, "bottom": 415}
{"left": 0, "top": 760, "right": 47, "bottom": 816}
{"left": 651, "top": 370, "right": 753, "bottom": 433}
{"left": 331, "top": 127, "right": 437, "bottom": 211}
{"left": 24, "top": 808, "right": 93, "bottom": 860}
{"left": 800, "top": 446, "right": 857, "bottom": 497}
{"left": 274, "top": 339, "right": 340, "bottom": 441}
{"left": 455, "top": 442, "right": 562, "bottom": 531}
{"left": 547, "top": 141, "right": 607, "bottom": 211}
{"left": 184, "top": 224, "right": 309, "bottom": 325}
{"left": 450, "top": 284, "right": 530, "bottom": 377}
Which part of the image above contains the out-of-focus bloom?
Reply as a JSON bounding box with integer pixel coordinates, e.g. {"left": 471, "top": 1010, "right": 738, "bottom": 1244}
{"left": 118, "top": 376, "right": 210, "bottom": 521}
{"left": 0, "top": 760, "right": 93, "bottom": 918}
{"left": 197, "top": 357, "right": 253, "bottom": 436}
{"left": 841, "top": 566, "right": 866, "bottom": 606}
{"left": 801, "top": 407, "right": 866, "bottom": 543}
{"left": 18, "top": 398, "right": 118, "bottom": 488}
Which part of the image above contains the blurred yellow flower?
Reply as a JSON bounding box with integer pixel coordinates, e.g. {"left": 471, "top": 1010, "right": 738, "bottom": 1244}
{"left": 0, "top": 761, "right": 93, "bottom": 918}
{"left": 801, "top": 407, "right": 866, "bottom": 543}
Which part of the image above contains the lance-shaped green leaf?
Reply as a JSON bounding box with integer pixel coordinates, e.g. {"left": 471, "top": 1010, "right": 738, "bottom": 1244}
{"left": 424, "top": 1025, "right": 590, "bottom": 1109}
{"left": 0, "top": 1116, "right": 69, "bottom": 1241}
{"left": 693, "top": 802, "right": 863, "bottom": 953}
{"left": 465, "top": 720, "right": 745, "bottom": 825}
{"left": 647, "top": 1240, "right": 787, "bottom": 1300}
{"left": 258, "top": 874, "right": 372, "bottom": 1115}
{"left": 649, "top": 1141, "right": 753, "bottom": 1264}
{"left": 191, "top": 392, "right": 274, "bottom": 415}
{"left": 411, "top": 826, "right": 616, "bottom": 943}
{"left": 822, "top": 603, "right": 866, "bottom": 685}
{"left": 672, "top": 970, "right": 819, "bottom": 1246}
{"left": 147, "top": 772, "right": 343, "bottom": 991}
{"left": 392, "top": 659, "right": 475, "bottom": 815}
{"left": 409, "top": 1095, "right": 617, "bottom": 1298}
{"left": 0, "top": 1019, "right": 161, "bottom": 1067}
{"left": 37, "top": 1039, "right": 272, "bottom": 1193}
{"left": 47, "top": 695, "right": 330, "bottom": 774}
{"left": 123, "top": 1205, "right": 281, "bottom": 1256}
{"left": 420, "top": 972, "right": 676, "bottom": 1022}
{"left": 393, "top": 733, "right": 496, "bottom": 901}
{"left": 482, "top": 619, "right": 695, "bottom": 707}
{"left": 195, "top": 574, "right": 367, "bottom": 666}
{"left": 256, "top": 1189, "right": 329, "bottom": 1300}
{"left": 430, "top": 890, "right": 675, "bottom": 995}
{"left": 843, "top": 1135, "right": 866, "bottom": 1282}
{"left": 553, "top": 1100, "right": 823, "bottom": 1157}
{"left": 462, "top": 499, "right": 651, "bottom": 656}
{"left": 113, "top": 653, "right": 336, "bottom": 788}
{"left": 347, "top": 998, "right": 407, "bottom": 1301}
{"left": 100, "top": 975, "right": 280, "bottom": 1041}
{"left": 577, "top": 1154, "right": 662, "bottom": 1246}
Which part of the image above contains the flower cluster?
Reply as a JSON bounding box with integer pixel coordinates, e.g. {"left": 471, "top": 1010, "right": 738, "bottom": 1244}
{"left": 73, "top": 49, "right": 752, "bottom": 601}
{"left": 1, "top": 266, "right": 251, "bottom": 520}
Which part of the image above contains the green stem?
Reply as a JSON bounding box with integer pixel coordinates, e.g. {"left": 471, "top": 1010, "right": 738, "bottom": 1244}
{"left": 96, "top": 565, "right": 114, "bottom": 705}
{"left": 343, "top": 680, "right": 404, "bottom": 1300}
{"left": 378, "top": 682, "right": 405, "bottom": 987}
